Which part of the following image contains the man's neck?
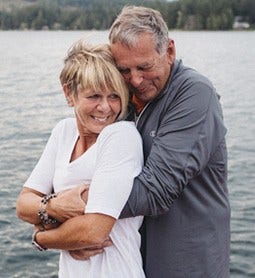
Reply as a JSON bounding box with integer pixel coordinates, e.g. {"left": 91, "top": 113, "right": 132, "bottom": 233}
{"left": 132, "top": 95, "right": 147, "bottom": 115}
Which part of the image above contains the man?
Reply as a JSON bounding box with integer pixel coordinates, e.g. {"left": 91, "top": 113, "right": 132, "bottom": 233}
{"left": 107, "top": 6, "right": 230, "bottom": 278}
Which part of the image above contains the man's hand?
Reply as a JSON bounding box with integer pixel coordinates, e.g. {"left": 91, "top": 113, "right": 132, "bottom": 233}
{"left": 69, "top": 238, "right": 113, "bottom": 260}
{"left": 48, "top": 184, "right": 89, "bottom": 223}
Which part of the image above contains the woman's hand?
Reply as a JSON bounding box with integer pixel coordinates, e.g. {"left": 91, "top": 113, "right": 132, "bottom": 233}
{"left": 47, "top": 184, "right": 89, "bottom": 223}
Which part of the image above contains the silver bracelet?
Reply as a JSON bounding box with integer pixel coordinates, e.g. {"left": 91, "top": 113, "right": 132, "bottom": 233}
{"left": 38, "top": 193, "right": 58, "bottom": 226}
{"left": 32, "top": 230, "right": 47, "bottom": 251}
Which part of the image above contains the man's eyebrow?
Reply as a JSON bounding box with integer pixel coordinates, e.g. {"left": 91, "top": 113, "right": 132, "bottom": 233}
{"left": 117, "top": 61, "right": 154, "bottom": 69}
{"left": 116, "top": 65, "right": 129, "bottom": 71}
{"left": 138, "top": 61, "right": 153, "bottom": 67}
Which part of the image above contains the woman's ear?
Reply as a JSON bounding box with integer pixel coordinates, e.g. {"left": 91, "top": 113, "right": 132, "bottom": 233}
{"left": 62, "top": 83, "right": 74, "bottom": 107}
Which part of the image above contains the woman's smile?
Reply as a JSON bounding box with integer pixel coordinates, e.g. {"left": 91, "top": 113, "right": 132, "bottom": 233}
{"left": 72, "top": 88, "right": 121, "bottom": 135}
{"left": 92, "top": 115, "right": 110, "bottom": 122}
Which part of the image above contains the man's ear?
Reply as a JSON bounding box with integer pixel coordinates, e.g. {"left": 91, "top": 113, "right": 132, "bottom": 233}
{"left": 63, "top": 83, "right": 74, "bottom": 107}
{"left": 166, "top": 39, "right": 176, "bottom": 65}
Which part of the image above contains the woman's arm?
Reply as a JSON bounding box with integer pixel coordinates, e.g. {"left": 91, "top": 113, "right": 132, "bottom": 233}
{"left": 35, "top": 213, "right": 115, "bottom": 250}
{"left": 16, "top": 185, "right": 88, "bottom": 225}
{"left": 16, "top": 187, "right": 114, "bottom": 250}
{"left": 16, "top": 187, "right": 44, "bottom": 224}
{"left": 16, "top": 187, "right": 113, "bottom": 253}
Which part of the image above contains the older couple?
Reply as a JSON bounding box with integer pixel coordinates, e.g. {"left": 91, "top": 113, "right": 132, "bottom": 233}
{"left": 17, "top": 6, "right": 230, "bottom": 278}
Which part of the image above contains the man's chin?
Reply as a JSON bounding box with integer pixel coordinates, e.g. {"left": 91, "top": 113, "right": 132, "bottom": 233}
{"left": 136, "top": 91, "right": 158, "bottom": 103}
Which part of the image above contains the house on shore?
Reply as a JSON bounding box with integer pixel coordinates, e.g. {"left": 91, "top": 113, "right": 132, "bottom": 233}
{"left": 233, "top": 16, "right": 250, "bottom": 30}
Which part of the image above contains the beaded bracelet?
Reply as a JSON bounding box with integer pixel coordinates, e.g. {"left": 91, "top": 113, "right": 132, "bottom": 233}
{"left": 38, "top": 193, "right": 58, "bottom": 226}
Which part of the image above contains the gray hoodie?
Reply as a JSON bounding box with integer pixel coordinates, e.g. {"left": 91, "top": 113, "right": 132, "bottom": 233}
{"left": 121, "top": 60, "right": 230, "bottom": 278}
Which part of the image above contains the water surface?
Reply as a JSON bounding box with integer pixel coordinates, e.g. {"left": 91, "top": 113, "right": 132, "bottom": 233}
{"left": 0, "top": 30, "right": 254, "bottom": 277}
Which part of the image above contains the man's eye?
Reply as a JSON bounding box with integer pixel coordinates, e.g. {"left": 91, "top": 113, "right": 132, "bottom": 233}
{"left": 137, "top": 65, "right": 152, "bottom": 71}
{"left": 118, "top": 68, "right": 130, "bottom": 75}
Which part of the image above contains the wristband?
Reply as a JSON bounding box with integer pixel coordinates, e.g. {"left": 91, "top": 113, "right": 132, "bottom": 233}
{"left": 32, "top": 230, "right": 47, "bottom": 251}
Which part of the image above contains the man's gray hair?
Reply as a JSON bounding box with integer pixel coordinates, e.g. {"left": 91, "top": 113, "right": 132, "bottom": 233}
{"left": 109, "top": 6, "right": 169, "bottom": 54}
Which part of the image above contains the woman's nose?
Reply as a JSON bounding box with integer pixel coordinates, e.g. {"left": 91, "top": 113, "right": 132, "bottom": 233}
{"left": 97, "top": 98, "right": 111, "bottom": 112}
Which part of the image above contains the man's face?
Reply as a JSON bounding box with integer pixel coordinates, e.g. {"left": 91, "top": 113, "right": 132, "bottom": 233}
{"left": 110, "top": 33, "right": 175, "bottom": 103}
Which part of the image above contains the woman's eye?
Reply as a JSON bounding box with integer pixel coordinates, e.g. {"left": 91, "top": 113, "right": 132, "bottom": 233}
{"left": 88, "top": 94, "right": 100, "bottom": 99}
{"left": 109, "top": 94, "right": 120, "bottom": 99}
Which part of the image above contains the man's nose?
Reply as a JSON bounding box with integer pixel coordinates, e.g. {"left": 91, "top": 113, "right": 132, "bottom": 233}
{"left": 129, "top": 70, "right": 143, "bottom": 87}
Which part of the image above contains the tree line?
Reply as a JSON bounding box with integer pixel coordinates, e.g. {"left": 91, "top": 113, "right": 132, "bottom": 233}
{"left": 0, "top": 0, "right": 254, "bottom": 31}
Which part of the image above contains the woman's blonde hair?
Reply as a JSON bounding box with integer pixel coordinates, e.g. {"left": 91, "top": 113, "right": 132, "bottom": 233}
{"left": 60, "top": 39, "right": 129, "bottom": 120}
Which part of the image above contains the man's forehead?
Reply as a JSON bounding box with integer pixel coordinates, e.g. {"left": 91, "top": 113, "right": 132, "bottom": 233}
{"left": 112, "top": 48, "right": 158, "bottom": 68}
{"left": 116, "top": 58, "right": 154, "bottom": 69}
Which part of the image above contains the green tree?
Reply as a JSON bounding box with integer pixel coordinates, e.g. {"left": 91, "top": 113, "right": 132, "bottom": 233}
{"left": 0, "top": 11, "right": 12, "bottom": 29}
{"left": 0, "top": 0, "right": 253, "bottom": 30}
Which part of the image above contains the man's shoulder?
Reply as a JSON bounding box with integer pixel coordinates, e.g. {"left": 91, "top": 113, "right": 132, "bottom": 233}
{"left": 174, "top": 60, "right": 210, "bottom": 84}
{"left": 156, "top": 61, "right": 219, "bottom": 115}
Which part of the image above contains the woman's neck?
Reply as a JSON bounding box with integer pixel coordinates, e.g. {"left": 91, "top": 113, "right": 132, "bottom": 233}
{"left": 70, "top": 134, "right": 97, "bottom": 162}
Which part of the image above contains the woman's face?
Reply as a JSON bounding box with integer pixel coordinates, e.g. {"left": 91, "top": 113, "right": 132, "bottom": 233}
{"left": 72, "top": 88, "right": 121, "bottom": 136}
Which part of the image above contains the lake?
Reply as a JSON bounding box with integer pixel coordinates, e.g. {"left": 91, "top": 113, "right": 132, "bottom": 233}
{"left": 0, "top": 30, "right": 254, "bottom": 277}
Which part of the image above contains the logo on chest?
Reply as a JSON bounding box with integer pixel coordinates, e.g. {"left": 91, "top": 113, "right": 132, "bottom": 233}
{"left": 150, "top": 130, "right": 156, "bottom": 137}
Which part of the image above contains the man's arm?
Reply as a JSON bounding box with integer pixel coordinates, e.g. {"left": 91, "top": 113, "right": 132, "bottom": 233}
{"left": 121, "top": 81, "right": 227, "bottom": 218}
{"left": 47, "top": 184, "right": 88, "bottom": 223}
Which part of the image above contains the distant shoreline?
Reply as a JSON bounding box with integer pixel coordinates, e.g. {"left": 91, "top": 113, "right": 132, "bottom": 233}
{"left": 0, "top": 28, "right": 254, "bottom": 32}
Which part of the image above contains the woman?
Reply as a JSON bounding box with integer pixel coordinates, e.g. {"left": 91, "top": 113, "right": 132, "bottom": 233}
{"left": 16, "top": 40, "right": 145, "bottom": 278}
